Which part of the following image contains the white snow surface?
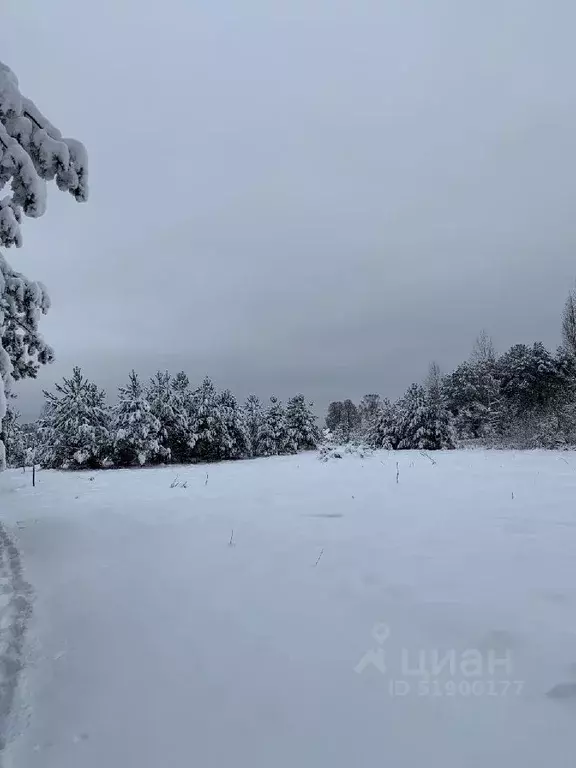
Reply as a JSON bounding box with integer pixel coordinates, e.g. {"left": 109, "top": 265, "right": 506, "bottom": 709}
{"left": 2, "top": 449, "right": 576, "bottom": 767}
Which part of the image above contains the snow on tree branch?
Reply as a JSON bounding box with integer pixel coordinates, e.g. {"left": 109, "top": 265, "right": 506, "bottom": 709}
{"left": 0, "top": 57, "right": 88, "bottom": 468}
{"left": 0, "top": 253, "right": 53, "bottom": 384}
{"left": 0, "top": 60, "right": 88, "bottom": 249}
{"left": 0, "top": 252, "right": 55, "bottom": 469}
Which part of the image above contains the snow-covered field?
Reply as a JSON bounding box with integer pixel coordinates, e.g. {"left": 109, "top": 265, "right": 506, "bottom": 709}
{"left": 1, "top": 449, "right": 576, "bottom": 767}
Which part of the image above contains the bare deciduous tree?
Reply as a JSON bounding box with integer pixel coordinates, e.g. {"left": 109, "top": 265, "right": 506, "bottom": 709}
{"left": 562, "top": 290, "right": 576, "bottom": 357}
{"left": 359, "top": 393, "right": 381, "bottom": 429}
{"left": 325, "top": 399, "right": 360, "bottom": 441}
{"left": 471, "top": 330, "right": 496, "bottom": 363}
{"left": 425, "top": 361, "right": 443, "bottom": 404}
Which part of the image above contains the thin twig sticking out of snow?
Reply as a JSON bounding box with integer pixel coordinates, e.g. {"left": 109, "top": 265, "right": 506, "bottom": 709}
{"left": 396, "top": 462, "right": 400, "bottom": 484}
{"left": 559, "top": 457, "right": 569, "bottom": 465}
{"left": 420, "top": 451, "right": 437, "bottom": 465}
{"left": 314, "top": 548, "right": 324, "bottom": 567}
{"left": 228, "top": 529, "right": 235, "bottom": 547}
{"left": 205, "top": 473, "right": 209, "bottom": 486}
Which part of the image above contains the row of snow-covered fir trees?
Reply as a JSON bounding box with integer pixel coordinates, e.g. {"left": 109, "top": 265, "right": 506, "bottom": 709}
{"left": 5, "top": 314, "right": 576, "bottom": 467}
{"left": 1, "top": 370, "right": 319, "bottom": 470}
{"left": 325, "top": 331, "right": 576, "bottom": 451}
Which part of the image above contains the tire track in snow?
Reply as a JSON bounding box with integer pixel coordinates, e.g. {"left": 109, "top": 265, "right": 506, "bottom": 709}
{"left": 0, "top": 524, "right": 32, "bottom": 763}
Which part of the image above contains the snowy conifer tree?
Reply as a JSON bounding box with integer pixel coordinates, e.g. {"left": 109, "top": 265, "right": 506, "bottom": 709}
{"left": 424, "top": 394, "right": 456, "bottom": 450}
{"left": 113, "top": 371, "right": 168, "bottom": 467}
{"left": 170, "top": 371, "right": 195, "bottom": 463}
{"left": 0, "top": 60, "right": 88, "bottom": 468}
{"left": 0, "top": 256, "right": 53, "bottom": 382}
{"left": 368, "top": 398, "right": 398, "bottom": 449}
{"left": 243, "top": 394, "right": 264, "bottom": 457}
{"left": 444, "top": 360, "right": 503, "bottom": 439}
{"left": 0, "top": 255, "right": 53, "bottom": 468}
{"left": 257, "top": 396, "right": 288, "bottom": 456}
{"left": 40, "top": 367, "right": 111, "bottom": 469}
{"left": 218, "top": 389, "right": 249, "bottom": 460}
{"left": 188, "top": 377, "right": 226, "bottom": 462}
{"left": 497, "top": 342, "right": 570, "bottom": 416}
{"left": 285, "top": 394, "right": 319, "bottom": 452}
{"left": 492, "top": 343, "right": 576, "bottom": 446}
{"left": 0, "top": 405, "right": 26, "bottom": 467}
{"left": 396, "top": 384, "right": 455, "bottom": 450}
{"left": 395, "top": 385, "right": 425, "bottom": 449}
{"left": 147, "top": 371, "right": 177, "bottom": 461}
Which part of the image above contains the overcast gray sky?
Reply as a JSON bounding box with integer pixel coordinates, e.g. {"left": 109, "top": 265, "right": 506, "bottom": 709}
{"left": 3, "top": 0, "right": 576, "bottom": 419}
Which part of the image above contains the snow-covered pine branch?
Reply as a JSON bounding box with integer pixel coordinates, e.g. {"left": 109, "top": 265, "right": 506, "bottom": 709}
{"left": 0, "top": 254, "right": 53, "bottom": 380}
{"left": 0, "top": 60, "right": 88, "bottom": 248}
{"left": 0, "top": 59, "right": 88, "bottom": 469}
{"left": 0, "top": 253, "right": 54, "bottom": 468}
